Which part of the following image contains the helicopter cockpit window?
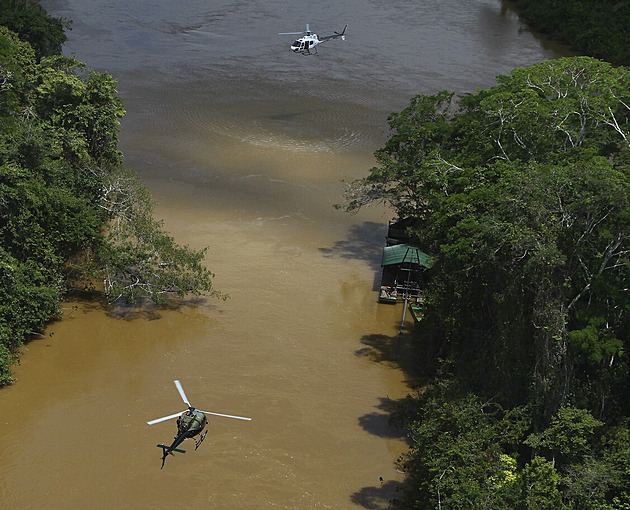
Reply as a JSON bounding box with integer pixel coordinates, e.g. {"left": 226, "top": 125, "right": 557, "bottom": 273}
{"left": 292, "top": 40, "right": 300, "bottom": 47}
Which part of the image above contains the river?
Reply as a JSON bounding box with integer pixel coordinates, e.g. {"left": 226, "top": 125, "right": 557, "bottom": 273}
{"left": 0, "top": 1, "right": 568, "bottom": 508}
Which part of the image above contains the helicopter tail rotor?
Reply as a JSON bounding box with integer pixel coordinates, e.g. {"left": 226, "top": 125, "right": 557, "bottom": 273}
{"left": 334, "top": 24, "right": 348, "bottom": 40}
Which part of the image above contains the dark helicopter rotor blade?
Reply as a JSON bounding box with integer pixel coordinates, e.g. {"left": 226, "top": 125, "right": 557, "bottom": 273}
{"left": 147, "top": 410, "right": 186, "bottom": 425}
{"left": 174, "top": 380, "right": 191, "bottom": 407}
{"left": 199, "top": 410, "right": 252, "bottom": 421}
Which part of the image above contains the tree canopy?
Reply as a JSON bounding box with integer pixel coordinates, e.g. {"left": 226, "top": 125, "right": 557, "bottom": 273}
{"left": 343, "top": 57, "right": 630, "bottom": 508}
{"left": 0, "top": 0, "right": 68, "bottom": 60}
{"left": 513, "top": 0, "right": 630, "bottom": 66}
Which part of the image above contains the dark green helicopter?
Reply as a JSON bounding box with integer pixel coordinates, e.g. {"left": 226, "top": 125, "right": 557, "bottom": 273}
{"left": 147, "top": 380, "right": 251, "bottom": 468}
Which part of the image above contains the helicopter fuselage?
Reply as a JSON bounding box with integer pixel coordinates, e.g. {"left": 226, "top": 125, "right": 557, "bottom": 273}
{"left": 177, "top": 408, "right": 207, "bottom": 438}
{"left": 291, "top": 35, "right": 320, "bottom": 54}
{"left": 157, "top": 408, "right": 207, "bottom": 467}
{"left": 169, "top": 409, "right": 206, "bottom": 449}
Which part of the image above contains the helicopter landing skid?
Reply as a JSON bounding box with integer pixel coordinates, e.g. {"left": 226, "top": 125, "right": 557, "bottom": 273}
{"left": 194, "top": 430, "right": 208, "bottom": 450}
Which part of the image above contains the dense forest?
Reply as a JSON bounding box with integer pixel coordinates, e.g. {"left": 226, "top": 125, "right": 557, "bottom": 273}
{"left": 0, "top": 0, "right": 219, "bottom": 385}
{"left": 339, "top": 3, "right": 630, "bottom": 507}
{"left": 513, "top": 0, "right": 630, "bottom": 65}
{"left": 341, "top": 57, "right": 630, "bottom": 510}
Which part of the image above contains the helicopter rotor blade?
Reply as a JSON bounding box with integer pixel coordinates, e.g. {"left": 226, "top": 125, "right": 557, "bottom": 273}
{"left": 174, "top": 380, "right": 191, "bottom": 407}
{"left": 147, "top": 410, "right": 186, "bottom": 425}
{"left": 199, "top": 410, "right": 252, "bottom": 421}
{"left": 279, "top": 24, "right": 310, "bottom": 36}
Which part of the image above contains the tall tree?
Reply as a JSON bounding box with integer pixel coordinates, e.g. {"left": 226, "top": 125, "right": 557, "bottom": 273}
{"left": 343, "top": 57, "right": 630, "bottom": 417}
{"left": 342, "top": 58, "right": 630, "bottom": 508}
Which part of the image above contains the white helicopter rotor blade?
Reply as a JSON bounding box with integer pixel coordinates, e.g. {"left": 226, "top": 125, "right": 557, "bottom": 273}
{"left": 174, "top": 380, "right": 190, "bottom": 406}
{"left": 200, "top": 410, "right": 252, "bottom": 421}
{"left": 279, "top": 31, "right": 303, "bottom": 35}
{"left": 147, "top": 410, "right": 186, "bottom": 425}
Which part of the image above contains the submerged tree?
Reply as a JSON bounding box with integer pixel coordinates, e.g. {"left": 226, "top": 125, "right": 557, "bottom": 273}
{"left": 93, "top": 167, "right": 220, "bottom": 304}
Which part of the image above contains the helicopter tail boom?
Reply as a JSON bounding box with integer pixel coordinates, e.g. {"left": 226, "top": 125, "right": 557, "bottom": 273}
{"left": 158, "top": 444, "right": 186, "bottom": 469}
{"left": 319, "top": 24, "right": 348, "bottom": 44}
{"left": 157, "top": 444, "right": 186, "bottom": 455}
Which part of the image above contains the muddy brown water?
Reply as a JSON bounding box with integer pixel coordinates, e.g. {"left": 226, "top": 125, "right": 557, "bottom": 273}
{"left": 1, "top": 1, "right": 570, "bottom": 508}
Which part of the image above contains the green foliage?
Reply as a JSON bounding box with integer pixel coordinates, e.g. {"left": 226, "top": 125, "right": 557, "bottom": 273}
{"left": 520, "top": 456, "right": 563, "bottom": 510}
{"left": 345, "top": 57, "right": 630, "bottom": 508}
{"left": 98, "top": 168, "right": 220, "bottom": 304}
{"left": 393, "top": 384, "right": 529, "bottom": 509}
{"left": 0, "top": 0, "right": 68, "bottom": 60}
{"left": 34, "top": 55, "right": 126, "bottom": 164}
{"left": 525, "top": 407, "right": 603, "bottom": 460}
{"left": 513, "top": 0, "right": 630, "bottom": 65}
{"left": 393, "top": 389, "right": 630, "bottom": 509}
{"left": 0, "top": 247, "right": 61, "bottom": 383}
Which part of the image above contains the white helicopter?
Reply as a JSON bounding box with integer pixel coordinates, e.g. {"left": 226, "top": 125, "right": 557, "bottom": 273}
{"left": 279, "top": 24, "right": 347, "bottom": 55}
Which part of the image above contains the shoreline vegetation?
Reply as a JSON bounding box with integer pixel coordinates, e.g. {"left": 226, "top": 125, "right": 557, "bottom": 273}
{"left": 349, "top": 58, "right": 630, "bottom": 506}
{"left": 512, "top": 0, "right": 630, "bottom": 66}
{"left": 338, "top": 2, "right": 630, "bottom": 506}
{"left": 0, "top": 0, "right": 220, "bottom": 385}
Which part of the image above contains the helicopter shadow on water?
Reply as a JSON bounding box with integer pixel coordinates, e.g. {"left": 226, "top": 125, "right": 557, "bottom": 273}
{"left": 265, "top": 110, "right": 316, "bottom": 122}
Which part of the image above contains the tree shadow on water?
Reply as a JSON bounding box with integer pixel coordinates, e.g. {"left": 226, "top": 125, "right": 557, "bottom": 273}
{"left": 351, "top": 480, "right": 401, "bottom": 509}
{"left": 108, "top": 295, "right": 221, "bottom": 321}
{"left": 61, "top": 291, "right": 221, "bottom": 322}
{"left": 351, "top": 329, "right": 428, "bottom": 507}
{"left": 355, "top": 331, "right": 420, "bottom": 377}
{"left": 319, "top": 221, "right": 387, "bottom": 272}
{"left": 354, "top": 333, "right": 399, "bottom": 364}
{"left": 358, "top": 396, "right": 408, "bottom": 440}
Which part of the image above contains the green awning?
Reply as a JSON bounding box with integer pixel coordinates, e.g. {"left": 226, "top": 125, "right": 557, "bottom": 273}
{"left": 381, "top": 244, "right": 433, "bottom": 268}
